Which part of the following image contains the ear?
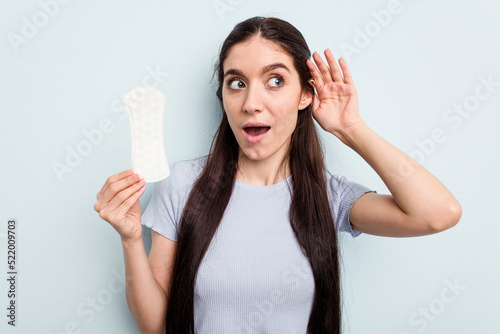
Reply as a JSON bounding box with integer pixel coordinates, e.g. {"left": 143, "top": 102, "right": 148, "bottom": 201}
{"left": 298, "top": 88, "right": 313, "bottom": 110}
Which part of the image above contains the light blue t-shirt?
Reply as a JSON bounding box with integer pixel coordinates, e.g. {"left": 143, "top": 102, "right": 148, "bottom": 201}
{"left": 141, "top": 156, "right": 376, "bottom": 334}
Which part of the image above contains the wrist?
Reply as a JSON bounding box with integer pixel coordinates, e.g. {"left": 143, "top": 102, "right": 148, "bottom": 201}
{"left": 121, "top": 235, "right": 144, "bottom": 248}
{"left": 331, "top": 119, "right": 369, "bottom": 150}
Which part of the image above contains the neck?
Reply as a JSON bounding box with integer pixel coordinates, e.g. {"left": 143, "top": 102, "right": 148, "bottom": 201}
{"left": 236, "top": 151, "right": 290, "bottom": 186}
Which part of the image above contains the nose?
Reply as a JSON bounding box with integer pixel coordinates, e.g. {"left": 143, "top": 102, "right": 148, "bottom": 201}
{"left": 242, "top": 84, "right": 264, "bottom": 113}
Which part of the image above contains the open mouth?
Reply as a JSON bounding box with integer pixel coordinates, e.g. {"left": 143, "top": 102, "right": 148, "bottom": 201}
{"left": 243, "top": 126, "right": 271, "bottom": 136}
{"left": 242, "top": 126, "right": 271, "bottom": 144}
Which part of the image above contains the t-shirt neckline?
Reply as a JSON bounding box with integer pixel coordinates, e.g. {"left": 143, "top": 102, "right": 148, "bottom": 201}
{"left": 234, "top": 175, "right": 293, "bottom": 191}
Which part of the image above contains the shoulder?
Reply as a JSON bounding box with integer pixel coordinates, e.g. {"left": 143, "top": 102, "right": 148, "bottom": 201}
{"left": 326, "top": 172, "right": 376, "bottom": 206}
{"left": 327, "top": 173, "right": 359, "bottom": 197}
{"left": 159, "top": 155, "right": 208, "bottom": 193}
{"left": 173, "top": 155, "right": 207, "bottom": 181}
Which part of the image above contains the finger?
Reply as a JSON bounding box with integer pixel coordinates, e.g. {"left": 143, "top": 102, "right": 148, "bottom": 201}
{"left": 306, "top": 59, "right": 325, "bottom": 92}
{"left": 311, "top": 92, "right": 319, "bottom": 112}
{"left": 111, "top": 184, "right": 146, "bottom": 219}
{"left": 95, "top": 175, "right": 142, "bottom": 213}
{"left": 97, "top": 169, "right": 135, "bottom": 200}
{"left": 339, "top": 57, "right": 354, "bottom": 84}
{"left": 324, "top": 49, "right": 343, "bottom": 82}
{"left": 105, "top": 178, "right": 145, "bottom": 215}
{"left": 98, "top": 172, "right": 142, "bottom": 207}
{"left": 312, "top": 51, "right": 334, "bottom": 85}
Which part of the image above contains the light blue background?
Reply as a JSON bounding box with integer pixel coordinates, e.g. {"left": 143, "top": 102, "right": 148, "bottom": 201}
{"left": 1, "top": 0, "right": 499, "bottom": 333}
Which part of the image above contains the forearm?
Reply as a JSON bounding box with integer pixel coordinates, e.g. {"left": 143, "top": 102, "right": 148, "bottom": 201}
{"left": 122, "top": 238, "right": 167, "bottom": 334}
{"left": 333, "top": 119, "right": 462, "bottom": 228}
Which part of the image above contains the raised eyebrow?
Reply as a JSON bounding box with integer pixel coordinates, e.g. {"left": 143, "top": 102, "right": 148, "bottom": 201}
{"left": 223, "top": 63, "right": 290, "bottom": 79}
{"left": 223, "top": 69, "right": 244, "bottom": 79}
{"left": 261, "top": 63, "right": 290, "bottom": 75}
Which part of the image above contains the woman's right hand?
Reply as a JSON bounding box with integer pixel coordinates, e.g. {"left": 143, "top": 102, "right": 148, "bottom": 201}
{"left": 94, "top": 169, "right": 146, "bottom": 243}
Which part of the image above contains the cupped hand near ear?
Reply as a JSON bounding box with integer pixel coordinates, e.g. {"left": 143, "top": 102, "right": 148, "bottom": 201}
{"left": 306, "top": 49, "right": 364, "bottom": 137}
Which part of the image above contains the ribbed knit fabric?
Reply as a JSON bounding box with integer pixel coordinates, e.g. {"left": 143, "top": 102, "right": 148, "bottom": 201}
{"left": 141, "top": 156, "right": 376, "bottom": 333}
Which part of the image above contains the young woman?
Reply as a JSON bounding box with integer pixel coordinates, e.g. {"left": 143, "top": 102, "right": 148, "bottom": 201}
{"left": 94, "top": 16, "right": 461, "bottom": 334}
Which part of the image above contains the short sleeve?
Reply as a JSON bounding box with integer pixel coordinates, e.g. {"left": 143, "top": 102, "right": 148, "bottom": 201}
{"left": 141, "top": 164, "right": 181, "bottom": 242}
{"left": 327, "top": 174, "right": 377, "bottom": 238}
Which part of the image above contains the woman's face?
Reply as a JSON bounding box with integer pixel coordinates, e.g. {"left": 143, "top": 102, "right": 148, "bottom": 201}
{"left": 222, "top": 36, "right": 312, "bottom": 166}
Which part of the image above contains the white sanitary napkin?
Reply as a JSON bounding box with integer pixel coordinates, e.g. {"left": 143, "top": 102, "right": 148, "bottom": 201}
{"left": 124, "top": 87, "right": 170, "bottom": 182}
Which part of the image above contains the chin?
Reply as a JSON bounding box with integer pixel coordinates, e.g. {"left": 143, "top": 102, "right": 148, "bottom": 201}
{"left": 238, "top": 147, "right": 268, "bottom": 161}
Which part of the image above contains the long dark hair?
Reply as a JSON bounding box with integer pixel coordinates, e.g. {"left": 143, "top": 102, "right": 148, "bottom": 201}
{"left": 165, "top": 16, "right": 343, "bottom": 333}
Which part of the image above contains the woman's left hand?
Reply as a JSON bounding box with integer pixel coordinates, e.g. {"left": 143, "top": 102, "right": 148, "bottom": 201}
{"left": 306, "top": 49, "right": 364, "bottom": 138}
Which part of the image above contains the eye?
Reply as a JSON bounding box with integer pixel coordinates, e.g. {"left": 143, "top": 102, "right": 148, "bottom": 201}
{"left": 228, "top": 78, "right": 245, "bottom": 90}
{"left": 268, "top": 75, "right": 284, "bottom": 87}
